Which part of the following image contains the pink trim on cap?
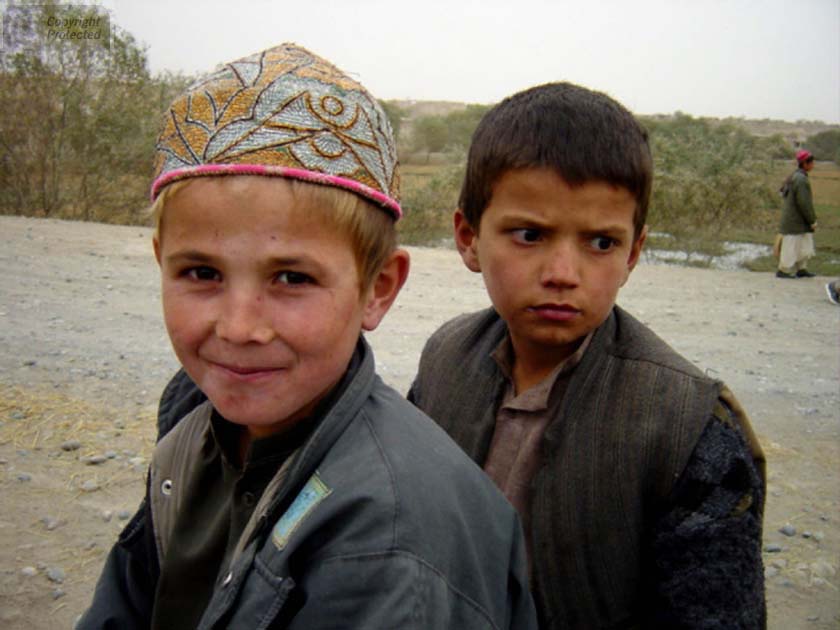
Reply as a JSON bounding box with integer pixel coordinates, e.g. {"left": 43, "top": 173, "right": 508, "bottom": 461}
{"left": 151, "top": 163, "right": 402, "bottom": 220}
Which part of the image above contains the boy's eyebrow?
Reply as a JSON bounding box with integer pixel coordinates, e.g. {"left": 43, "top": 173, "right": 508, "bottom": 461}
{"left": 581, "top": 223, "right": 633, "bottom": 236}
{"left": 496, "top": 213, "right": 632, "bottom": 235}
{"left": 163, "top": 250, "right": 216, "bottom": 265}
{"left": 164, "top": 250, "right": 326, "bottom": 270}
{"left": 495, "top": 211, "right": 552, "bottom": 226}
{"left": 264, "top": 255, "right": 323, "bottom": 269}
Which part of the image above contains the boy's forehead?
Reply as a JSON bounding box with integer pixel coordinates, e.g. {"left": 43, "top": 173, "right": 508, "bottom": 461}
{"left": 177, "top": 173, "right": 291, "bottom": 198}
{"left": 491, "top": 167, "right": 634, "bottom": 202}
{"left": 486, "top": 168, "right": 637, "bottom": 224}
{"left": 170, "top": 176, "right": 327, "bottom": 209}
{"left": 163, "top": 177, "right": 343, "bottom": 235}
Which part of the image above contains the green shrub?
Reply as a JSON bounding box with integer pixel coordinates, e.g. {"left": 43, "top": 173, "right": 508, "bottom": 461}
{"left": 805, "top": 129, "right": 840, "bottom": 162}
{"left": 645, "top": 114, "right": 778, "bottom": 243}
{"left": 0, "top": 2, "right": 192, "bottom": 223}
{"left": 398, "top": 164, "right": 463, "bottom": 245}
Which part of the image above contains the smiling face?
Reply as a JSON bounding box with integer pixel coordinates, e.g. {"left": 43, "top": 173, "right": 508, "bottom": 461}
{"left": 456, "top": 167, "right": 646, "bottom": 381}
{"left": 154, "top": 176, "right": 404, "bottom": 438}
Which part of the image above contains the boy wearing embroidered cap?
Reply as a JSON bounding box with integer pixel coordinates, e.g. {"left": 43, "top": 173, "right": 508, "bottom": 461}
{"left": 408, "top": 82, "right": 767, "bottom": 628}
{"left": 78, "top": 44, "right": 536, "bottom": 629}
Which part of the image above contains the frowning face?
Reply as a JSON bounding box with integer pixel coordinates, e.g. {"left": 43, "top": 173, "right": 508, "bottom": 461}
{"left": 456, "top": 168, "right": 646, "bottom": 378}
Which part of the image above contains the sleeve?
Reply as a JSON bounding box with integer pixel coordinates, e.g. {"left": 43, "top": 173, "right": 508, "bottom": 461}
{"left": 75, "top": 487, "right": 159, "bottom": 629}
{"left": 646, "top": 397, "right": 766, "bottom": 629}
{"left": 793, "top": 176, "right": 817, "bottom": 227}
{"left": 281, "top": 550, "right": 536, "bottom": 630}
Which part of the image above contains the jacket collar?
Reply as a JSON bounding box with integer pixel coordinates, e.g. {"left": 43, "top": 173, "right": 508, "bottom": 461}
{"left": 263, "top": 336, "right": 376, "bottom": 512}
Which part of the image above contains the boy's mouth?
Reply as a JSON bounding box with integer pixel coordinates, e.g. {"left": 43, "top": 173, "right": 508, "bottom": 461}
{"left": 528, "top": 303, "right": 581, "bottom": 321}
{"left": 211, "top": 361, "right": 283, "bottom": 381}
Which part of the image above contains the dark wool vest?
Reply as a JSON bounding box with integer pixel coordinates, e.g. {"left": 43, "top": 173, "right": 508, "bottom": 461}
{"left": 410, "top": 306, "right": 722, "bottom": 629}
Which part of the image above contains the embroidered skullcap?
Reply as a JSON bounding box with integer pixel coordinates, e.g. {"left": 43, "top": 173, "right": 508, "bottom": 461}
{"left": 151, "top": 43, "right": 401, "bottom": 219}
{"left": 795, "top": 149, "right": 813, "bottom": 163}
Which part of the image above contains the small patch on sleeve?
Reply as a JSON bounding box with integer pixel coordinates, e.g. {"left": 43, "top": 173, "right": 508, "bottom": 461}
{"left": 272, "top": 472, "right": 332, "bottom": 551}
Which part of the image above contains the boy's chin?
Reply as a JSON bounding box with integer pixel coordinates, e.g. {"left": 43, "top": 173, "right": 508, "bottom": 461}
{"left": 224, "top": 415, "right": 297, "bottom": 439}
{"left": 211, "top": 398, "right": 315, "bottom": 439}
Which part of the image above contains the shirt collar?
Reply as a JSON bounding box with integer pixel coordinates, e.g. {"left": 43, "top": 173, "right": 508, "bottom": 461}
{"left": 491, "top": 330, "right": 594, "bottom": 412}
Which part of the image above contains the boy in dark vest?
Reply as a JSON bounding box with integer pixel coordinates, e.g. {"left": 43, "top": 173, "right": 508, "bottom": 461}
{"left": 407, "top": 82, "right": 767, "bottom": 629}
{"left": 77, "top": 44, "right": 536, "bottom": 629}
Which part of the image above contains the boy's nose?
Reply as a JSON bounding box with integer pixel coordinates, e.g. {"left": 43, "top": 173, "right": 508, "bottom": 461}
{"left": 215, "top": 291, "right": 275, "bottom": 345}
{"left": 540, "top": 242, "right": 581, "bottom": 288}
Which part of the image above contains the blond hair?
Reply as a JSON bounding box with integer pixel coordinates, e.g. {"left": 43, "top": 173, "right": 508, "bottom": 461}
{"left": 150, "top": 177, "right": 396, "bottom": 291}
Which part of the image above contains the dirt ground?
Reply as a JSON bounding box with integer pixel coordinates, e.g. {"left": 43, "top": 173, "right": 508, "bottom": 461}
{"left": 0, "top": 215, "right": 837, "bottom": 629}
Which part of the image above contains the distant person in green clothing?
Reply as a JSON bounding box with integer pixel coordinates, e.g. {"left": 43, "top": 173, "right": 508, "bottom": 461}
{"left": 777, "top": 149, "right": 817, "bottom": 279}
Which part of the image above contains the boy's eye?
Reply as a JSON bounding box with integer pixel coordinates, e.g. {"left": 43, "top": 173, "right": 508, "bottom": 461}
{"left": 186, "top": 266, "right": 220, "bottom": 281}
{"left": 511, "top": 228, "right": 542, "bottom": 243}
{"left": 276, "top": 271, "right": 313, "bottom": 285}
{"left": 590, "top": 236, "right": 616, "bottom": 252}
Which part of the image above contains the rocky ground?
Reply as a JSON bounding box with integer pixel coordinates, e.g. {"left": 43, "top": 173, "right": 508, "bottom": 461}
{"left": 0, "top": 215, "right": 837, "bottom": 628}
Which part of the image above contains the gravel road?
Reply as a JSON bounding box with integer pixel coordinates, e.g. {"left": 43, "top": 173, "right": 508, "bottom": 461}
{"left": 0, "top": 215, "right": 837, "bottom": 628}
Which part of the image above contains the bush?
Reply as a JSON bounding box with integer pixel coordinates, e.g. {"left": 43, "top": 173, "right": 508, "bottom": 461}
{"left": 645, "top": 114, "right": 778, "bottom": 242}
{"left": 398, "top": 164, "right": 463, "bottom": 245}
{"left": 408, "top": 105, "right": 491, "bottom": 163}
{"left": 805, "top": 129, "right": 840, "bottom": 163}
{"left": 0, "top": 2, "right": 193, "bottom": 224}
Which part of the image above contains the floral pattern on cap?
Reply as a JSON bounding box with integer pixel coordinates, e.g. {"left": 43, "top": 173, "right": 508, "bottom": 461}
{"left": 151, "top": 43, "right": 401, "bottom": 218}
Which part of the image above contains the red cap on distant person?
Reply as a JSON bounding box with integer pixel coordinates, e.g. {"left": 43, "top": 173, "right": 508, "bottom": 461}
{"left": 796, "top": 149, "right": 813, "bottom": 162}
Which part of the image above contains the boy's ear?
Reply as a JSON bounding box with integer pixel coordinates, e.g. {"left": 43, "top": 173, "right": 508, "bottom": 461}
{"left": 361, "top": 249, "right": 410, "bottom": 332}
{"left": 454, "top": 209, "right": 481, "bottom": 272}
{"left": 153, "top": 235, "right": 162, "bottom": 265}
{"left": 622, "top": 225, "right": 647, "bottom": 284}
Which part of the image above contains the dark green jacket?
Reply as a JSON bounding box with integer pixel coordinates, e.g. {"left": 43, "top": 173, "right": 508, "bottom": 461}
{"left": 79, "top": 339, "right": 538, "bottom": 630}
{"left": 780, "top": 169, "right": 816, "bottom": 234}
{"left": 409, "top": 306, "right": 766, "bottom": 629}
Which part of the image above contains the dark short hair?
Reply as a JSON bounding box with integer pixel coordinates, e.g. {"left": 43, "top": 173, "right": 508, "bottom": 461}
{"left": 459, "top": 82, "right": 652, "bottom": 236}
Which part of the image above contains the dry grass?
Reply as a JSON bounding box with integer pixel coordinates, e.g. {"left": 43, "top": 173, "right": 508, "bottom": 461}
{"left": 810, "top": 161, "right": 840, "bottom": 200}
{"left": 0, "top": 383, "right": 156, "bottom": 471}
{"left": 0, "top": 383, "right": 157, "bottom": 626}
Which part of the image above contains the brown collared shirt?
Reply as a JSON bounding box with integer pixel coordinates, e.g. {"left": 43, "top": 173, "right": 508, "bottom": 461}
{"left": 483, "top": 332, "right": 592, "bottom": 563}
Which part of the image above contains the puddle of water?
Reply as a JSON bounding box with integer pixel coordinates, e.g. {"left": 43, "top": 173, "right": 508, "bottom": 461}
{"left": 642, "top": 241, "right": 772, "bottom": 271}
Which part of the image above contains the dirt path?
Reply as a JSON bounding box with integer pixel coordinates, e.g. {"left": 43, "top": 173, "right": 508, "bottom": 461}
{"left": 0, "top": 215, "right": 837, "bottom": 628}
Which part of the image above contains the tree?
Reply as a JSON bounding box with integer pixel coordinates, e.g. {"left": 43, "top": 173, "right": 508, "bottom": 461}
{"left": 0, "top": 2, "right": 180, "bottom": 223}
{"left": 805, "top": 129, "right": 840, "bottom": 162}
{"left": 645, "top": 113, "right": 778, "bottom": 240}
{"left": 399, "top": 163, "right": 464, "bottom": 245}
{"left": 379, "top": 100, "right": 404, "bottom": 142}
{"left": 442, "top": 104, "right": 491, "bottom": 150}
{"left": 411, "top": 115, "right": 449, "bottom": 162}
{"left": 404, "top": 105, "right": 492, "bottom": 164}
{"left": 758, "top": 133, "right": 793, "bottom": 160}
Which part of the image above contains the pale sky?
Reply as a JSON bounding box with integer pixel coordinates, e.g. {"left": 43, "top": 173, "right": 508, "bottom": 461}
{"left": 100, "top": 0, "right": 839, "bottom": 123}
